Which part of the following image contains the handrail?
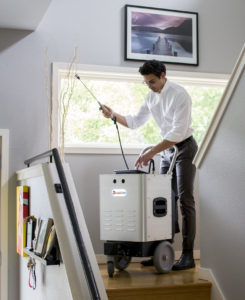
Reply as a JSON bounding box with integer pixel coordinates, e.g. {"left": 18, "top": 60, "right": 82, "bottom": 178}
{"left": 24, "top": 148, "right": 101, "bottom": 300}
{"left": 24, "top": 149, "right": 53, "bottom": 166}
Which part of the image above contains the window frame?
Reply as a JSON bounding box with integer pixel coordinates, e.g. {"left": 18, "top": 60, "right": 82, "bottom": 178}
{"left": 52, "top": 62, "right": 229, "bottom": 155}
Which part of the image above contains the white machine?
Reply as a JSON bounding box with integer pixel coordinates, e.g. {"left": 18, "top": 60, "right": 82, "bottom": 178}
{"left": 100, "top": 146, "right": 178, "bottom": 277}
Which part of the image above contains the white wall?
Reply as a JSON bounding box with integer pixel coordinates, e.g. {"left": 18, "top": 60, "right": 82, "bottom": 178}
{"left": 199, "top": 69, "right": 245, "bottom": 299}
{"left": 0, "top": 0, "right": 245, "bottom": 299}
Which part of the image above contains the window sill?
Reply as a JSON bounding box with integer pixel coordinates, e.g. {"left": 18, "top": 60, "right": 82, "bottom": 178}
{"left": 64, "top": 144, "right": 154, "bottom": 155}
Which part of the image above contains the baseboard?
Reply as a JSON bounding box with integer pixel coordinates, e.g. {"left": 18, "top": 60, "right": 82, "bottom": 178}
{"left": 96, "top": 250, "right": 200, "bottom": 264}
{"left": 198, "top": 267, "right": 225, "bottom": 300}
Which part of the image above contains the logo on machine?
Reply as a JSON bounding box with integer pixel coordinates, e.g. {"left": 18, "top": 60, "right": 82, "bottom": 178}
{"left": 112, "top": 189, "right": 127, "bottom": 197}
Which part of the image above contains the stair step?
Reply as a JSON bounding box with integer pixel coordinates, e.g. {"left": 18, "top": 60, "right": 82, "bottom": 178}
{"left": 106, "top": 283, "right": 211, "bottom": 300}
{"left": 100, "top": 260, "right": 211, "bottom": 300}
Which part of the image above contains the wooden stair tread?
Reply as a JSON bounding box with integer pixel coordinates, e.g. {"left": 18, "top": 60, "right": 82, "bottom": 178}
{"left": 99, "top": 260, "right": 211, "bottom": 300}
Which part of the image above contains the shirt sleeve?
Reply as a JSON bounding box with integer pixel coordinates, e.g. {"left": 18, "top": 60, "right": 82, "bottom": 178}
{"left": 125, "top": 98, "right": 151, "bottom": 129}
{"left": 163, "top": 92, "right": 192, "bottom": 142}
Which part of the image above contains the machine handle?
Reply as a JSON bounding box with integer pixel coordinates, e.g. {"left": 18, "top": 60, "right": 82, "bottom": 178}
{"left": 166, "top": 145, "right": 178, "bottom": 175}
{"left": 137, "top": 145, "right": 178, "bottom": 175}
{"left": 139, "top": 146, "right": 154, "bottom": 156}
{"left": 136, "top": 146, "right": 154, "bottom": 173}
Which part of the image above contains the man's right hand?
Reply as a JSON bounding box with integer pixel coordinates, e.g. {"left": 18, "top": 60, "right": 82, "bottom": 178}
{"left": 101, "top": 105, "right": 128, "bottom": 128}
{"left": 102, "top": 104, "right": 114, "bottom": 119}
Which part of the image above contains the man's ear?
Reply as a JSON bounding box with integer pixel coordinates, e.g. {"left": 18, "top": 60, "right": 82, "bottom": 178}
{"left": 160, "top": 72, "right": 166, "bottom": 80}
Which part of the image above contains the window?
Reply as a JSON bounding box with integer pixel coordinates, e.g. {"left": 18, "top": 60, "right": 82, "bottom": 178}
{"left": 52, "top": 63, "right": 228, "bottom": 154}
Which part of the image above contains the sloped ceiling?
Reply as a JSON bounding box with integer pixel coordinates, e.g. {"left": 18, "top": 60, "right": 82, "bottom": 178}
{"left": 0, "top": 0, "right": 52, "bottom": 30}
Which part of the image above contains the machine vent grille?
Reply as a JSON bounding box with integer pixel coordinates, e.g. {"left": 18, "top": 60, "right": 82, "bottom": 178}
{"left": 103, "top": 210, "right": 136, "bottom": 232}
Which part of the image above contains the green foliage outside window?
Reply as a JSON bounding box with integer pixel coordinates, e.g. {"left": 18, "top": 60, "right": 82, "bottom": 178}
{"left": 62, "top": 79, "right": 224, "bottom": 146}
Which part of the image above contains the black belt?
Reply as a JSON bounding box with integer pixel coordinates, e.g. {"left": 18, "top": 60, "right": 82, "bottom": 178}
{"left": 175, "top": 136, "right": 193, "bottom": 147}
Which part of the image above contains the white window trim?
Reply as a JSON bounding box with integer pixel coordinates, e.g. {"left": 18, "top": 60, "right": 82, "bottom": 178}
{"left": 52, "top": 62, "right": 229, "bottom": 155}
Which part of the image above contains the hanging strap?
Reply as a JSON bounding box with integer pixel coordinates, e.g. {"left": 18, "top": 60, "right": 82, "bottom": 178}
{"left": 27, "top": 258, "right": 36, "bottom": 290}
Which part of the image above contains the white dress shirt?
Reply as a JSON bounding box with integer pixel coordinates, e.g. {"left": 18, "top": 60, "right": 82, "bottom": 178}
{"left": 125, "top": 79, "right": 193, "bottom": 143}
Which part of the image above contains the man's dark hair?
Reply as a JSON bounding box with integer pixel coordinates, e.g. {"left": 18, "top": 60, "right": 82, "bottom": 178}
{"left": 139, "top": 60, "right": 166, "bottom": 78}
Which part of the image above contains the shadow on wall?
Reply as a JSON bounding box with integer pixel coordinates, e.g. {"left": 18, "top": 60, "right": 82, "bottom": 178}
{"left": 0, "top": 29, "right": 32, "bottom": 53}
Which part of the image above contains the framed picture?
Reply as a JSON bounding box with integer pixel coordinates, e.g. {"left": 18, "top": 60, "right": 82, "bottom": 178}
{"left": 125, "top": 5, "right": 198, "bottom": 66}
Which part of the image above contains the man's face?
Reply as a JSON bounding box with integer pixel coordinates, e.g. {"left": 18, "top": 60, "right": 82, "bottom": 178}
{"left": 143, "top": 72, "right": 166, "bottom": 93}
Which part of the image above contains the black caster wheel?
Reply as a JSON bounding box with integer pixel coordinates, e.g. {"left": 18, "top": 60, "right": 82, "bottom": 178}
{"left": 114, "top": 255, "right": 131, "bottom": 270}
{"left": 107, "top": 261, "right": 115, "bottom": 278}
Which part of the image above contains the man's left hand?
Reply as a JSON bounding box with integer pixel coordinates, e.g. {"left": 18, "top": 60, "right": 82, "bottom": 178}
{"left": 135, "top": 150, "right": 154, "bottom": 169}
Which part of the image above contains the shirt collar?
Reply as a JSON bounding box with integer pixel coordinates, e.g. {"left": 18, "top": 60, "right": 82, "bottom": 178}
{"left": 159, "top": 78, "right": 169, "bottom": 95}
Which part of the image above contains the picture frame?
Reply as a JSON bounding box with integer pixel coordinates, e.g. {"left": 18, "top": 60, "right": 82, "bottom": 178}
{"left": 125, "top": 5, "right": 198, "bottom": 66}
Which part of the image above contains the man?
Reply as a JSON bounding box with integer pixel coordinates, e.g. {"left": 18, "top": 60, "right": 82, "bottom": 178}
{"left": 102, "top": 60, "right": 198, "bottom": 270}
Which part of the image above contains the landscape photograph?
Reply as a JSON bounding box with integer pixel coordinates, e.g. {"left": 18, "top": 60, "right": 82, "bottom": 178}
{"left": 131, "top": 11, "right": 193, "bottom": 58}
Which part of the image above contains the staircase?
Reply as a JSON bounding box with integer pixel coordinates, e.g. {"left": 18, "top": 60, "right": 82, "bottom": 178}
{"left": 100, "top": 260, "right": 211, "bottom": 300}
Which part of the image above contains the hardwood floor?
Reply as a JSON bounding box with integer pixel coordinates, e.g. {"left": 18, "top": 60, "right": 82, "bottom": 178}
{"left": 100, "top": 260, "right": 211, "bottom": 300}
